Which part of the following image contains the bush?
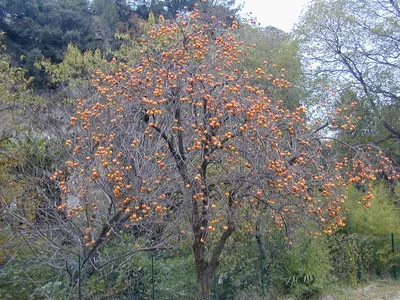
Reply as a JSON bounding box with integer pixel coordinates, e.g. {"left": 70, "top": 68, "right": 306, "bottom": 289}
{"left": 343, "top": 184, "right": 400, "bottom": 237}
{"left": 277, "top": 236, "right": 331, "bottom": 299}
{"left": 85, "top": 246, "right": 197, "bottom": 300}
{"left": 201, "top": 229, "right": 331, "bottom": 299}
{"left": 328, "top": 233, "right": 361, "bottom": 285}
{"left": 0, "top": 259, "right": 72, "bottom": 300}
{"left": 329, "top": 184, "right": 400, "bottom": 280}
{"left": 217, "top": 234, "right": 263, "bottom": 299}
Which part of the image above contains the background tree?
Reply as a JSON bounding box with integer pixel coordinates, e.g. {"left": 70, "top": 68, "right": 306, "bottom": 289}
{"left": 91, "top": 0, "right": 125, "bottom": 52}
{"left": 133, "top": 0, "right": 238, "bottom": 19}
{"left": 0, "top": 0, "right": 239, "bottom": 84}
{"left": 51, "top": 8, "right": 396, "bottom": 298}
{"left": 295, "top": 0, "right": 400, "bottom": 165}
{"left": 0, "top": 0, "right": 94, "bottom": 79}
{"left": 238, "top": 24, "right": 305, "bottom": 110}
{"left": 0, "top": 35, "right": 68, "bottom": 298}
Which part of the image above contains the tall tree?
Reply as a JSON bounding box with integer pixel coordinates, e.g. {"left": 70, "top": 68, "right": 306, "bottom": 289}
{"left": 51, "top": 9, "right": 395, "bottom": 298}
{"left": 91, "top": 0, "right": 120, "bottom": 52}
{"left": 295, "top": 0, "right": 400, "bottom": 164}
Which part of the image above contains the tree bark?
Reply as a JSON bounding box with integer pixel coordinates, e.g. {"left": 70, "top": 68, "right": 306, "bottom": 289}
{"left": 192, "top": 218, "right": 235, "bottom": 299}
{"left": 195, "top": 261, "right": 213, "bottom": 300}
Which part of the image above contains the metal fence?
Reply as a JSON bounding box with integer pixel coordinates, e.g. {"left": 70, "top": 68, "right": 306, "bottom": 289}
{"left": 72, "top": 233, "right": 399, "bottom": 299}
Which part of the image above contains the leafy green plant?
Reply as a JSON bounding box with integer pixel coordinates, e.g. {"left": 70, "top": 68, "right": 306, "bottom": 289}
{"left": 264, "top": 228, "right": 332, "bottom": 299}
{"left": 328, "top": 233, "right": 360, "bottom": 285}
{"left": 343, "top": 184, "right": 400, "bottom": 237}
{"left": 153, "top": 249, "right": 197, "bottom": 299}
{"left": 217, "top": 233, "right": 264, "bottom": 299}
{"left": 0, "top": 259, "right": 72, "bottom": 300}
{"left": 285, "top": 241, "right": 331, "bottom": 298}
{"left": 332, "top": 184, "right": 400, "bottom": 279}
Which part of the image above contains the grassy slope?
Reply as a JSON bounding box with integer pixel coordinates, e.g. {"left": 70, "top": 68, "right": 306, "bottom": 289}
{"left": 321, "top": 280, "right": 400, "bottom": 300}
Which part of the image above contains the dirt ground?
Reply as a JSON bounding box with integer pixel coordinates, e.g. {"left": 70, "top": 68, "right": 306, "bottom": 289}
{"left": 321, "top": 280, "right": 400, "bottom": 300}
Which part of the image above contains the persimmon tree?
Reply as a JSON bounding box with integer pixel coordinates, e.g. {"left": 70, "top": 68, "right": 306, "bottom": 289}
{"left": 53, "top": 6, "right": 397, "bottom": 298}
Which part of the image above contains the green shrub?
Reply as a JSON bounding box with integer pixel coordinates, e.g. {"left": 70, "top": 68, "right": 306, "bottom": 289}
{"left": 329, "top": 184, "right": 400, "bottom": 280}
{"left": 85, "top": 251, "right": 152, "bottom": 299}
{"left": 217, "top": 234, "right": 263, "bottom": 299}
{"left": 153, "top": 250, "right": 197, "bottom": 299}
{"left": 328, "top": 233, "right": 360, "bottom": 285}
{"left": 0, "top": 260, "right": 72, "bottom": 300}
{"left": 279, "top": 236, "right": 331, "bottom": 299}
{"left": 85, "top": 246, "right": 197, "bottom": 300}
{"left": 343, "top": 184, "right": 400, "bottom": 237}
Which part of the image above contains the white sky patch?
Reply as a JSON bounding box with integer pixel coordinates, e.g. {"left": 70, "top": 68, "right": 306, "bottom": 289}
{"left": 239, "top": 0, "right": 311, "bottom": 32}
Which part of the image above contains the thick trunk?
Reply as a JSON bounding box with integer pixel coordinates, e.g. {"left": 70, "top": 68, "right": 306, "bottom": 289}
{"left": 193, "top": 234, "right": 216, "bottom": 300}
{"left": 192, "top": 224, "right": 235, "bottom": 299}
{"left": 192, "top": 197, "right": 236, "bottom": 298}
{"left": 196, "top": 263, "right": 213, "bottom": 299}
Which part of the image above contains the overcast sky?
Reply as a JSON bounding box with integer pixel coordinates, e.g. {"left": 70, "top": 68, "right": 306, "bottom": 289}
{"left": 239, "top": 0, "right": 311, "bottom": 32}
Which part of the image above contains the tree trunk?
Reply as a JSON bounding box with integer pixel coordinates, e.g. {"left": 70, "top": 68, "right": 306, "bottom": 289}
{"left": 193, "top": 237, "right": 212, "bottom": 299}
{"left": 191, "top": 195, "right": 236, "bottom": 298}
{"left": 196, "top": 263, "right": 213, "bottom": 300}
{"left": 192, "top": 224, "right": 235, "bottom": 299}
